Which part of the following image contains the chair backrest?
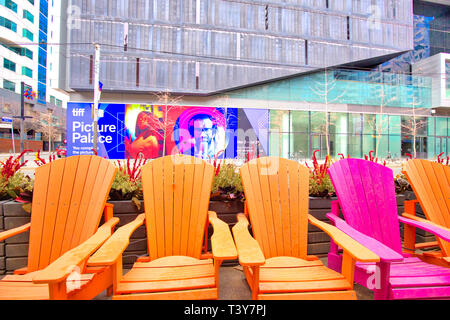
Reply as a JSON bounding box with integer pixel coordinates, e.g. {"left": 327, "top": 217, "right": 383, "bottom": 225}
{"left": 27, "top": 155, "right": 117, "bottom": 272}
{"left": 239, "top": 157, "right": 310, "bottom": 259}
{"left": 328, "top": 158, "right": 403, "bottom": 254}
{"left": 403, "top": 159, "right": 450, "bottom": 255}
{"left": 141, "top": 155, "right": 214, "bottom": 260}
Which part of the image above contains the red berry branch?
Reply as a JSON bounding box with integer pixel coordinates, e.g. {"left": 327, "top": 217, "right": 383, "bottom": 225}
{"left": 1, "top": 150, "right": 31, "bottom": 180}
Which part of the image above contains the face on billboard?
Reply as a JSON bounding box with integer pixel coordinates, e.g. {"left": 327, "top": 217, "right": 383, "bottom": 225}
{"left": 173, "top": 108, "right": 227, "bottom": 160}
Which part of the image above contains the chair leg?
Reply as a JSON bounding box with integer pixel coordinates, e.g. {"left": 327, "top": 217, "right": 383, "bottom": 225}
{"left": 373, "top": 261, "right": 391, "bottom": 300}
{"left": 251, "top": 266, "right": 260, "bottom": 300}
{"left": 106, "top": 286, "right": 113, "bottom": 297}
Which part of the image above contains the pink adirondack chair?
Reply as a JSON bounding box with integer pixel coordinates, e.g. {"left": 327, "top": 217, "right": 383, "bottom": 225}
{"left": 327, "top": 158, "right": 450, "bottom": 300}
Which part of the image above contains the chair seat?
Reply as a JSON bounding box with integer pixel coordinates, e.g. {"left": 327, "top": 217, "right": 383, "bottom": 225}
{"left": 115, "top": 256, "right": 217, "bottom": 296}
{"left": 0, "top": 272, "right": 96, "bottom": 300}
{"left": 356, "top": 257, "right": 450, "bottom": 299}
{"left": 252, "top": 257, "right": 353, "bottom": 294}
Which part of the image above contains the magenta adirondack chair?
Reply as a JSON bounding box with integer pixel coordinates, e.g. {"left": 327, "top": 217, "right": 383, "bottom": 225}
{"left": 327, "top": 158, "right": 450, "bottom": 300}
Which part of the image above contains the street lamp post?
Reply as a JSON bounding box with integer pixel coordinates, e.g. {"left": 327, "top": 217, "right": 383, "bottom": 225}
{"left": 93, "top": 43, "right": 101, "bottom": 154}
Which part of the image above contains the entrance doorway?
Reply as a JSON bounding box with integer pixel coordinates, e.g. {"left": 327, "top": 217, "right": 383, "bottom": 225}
{"left": 310, "top": 134, "right": 329, "bottom": 159}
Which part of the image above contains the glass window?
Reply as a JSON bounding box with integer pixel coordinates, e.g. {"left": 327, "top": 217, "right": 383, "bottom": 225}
{"left": 0, "top": 16, "right": 17, "bottom": 32}
{"left": 310, "top": 111, "right": 326, "bottom": 133}
{"left": 3, "top": 79, "right": 15, "bottom": 92}
{"left": 428, "top": 117, "right": 435, "bottom": 136}
{"left": 348, "top": 113, "right": 362, "bottom": 134}
{"left": 402, "top": 116, "right": 428, "bottom": 136}
{"left": 348, "top": 135, "right": 361, "bottom": 158}
{"left": 291, "top": 111, "right": 309, "bottom": 133}
{"left": 22, "top": 66, "right": 32, "bottom": 78}
{"left": 389, "top": 135, "right": 401, "bottom": 159}
{"left": 329, "top": 113, "right": 348, "bottom": 134}
{"left": 269, "top": 110, "right": 290, "bottom": 132}
{"left": 23, "top": 10, "right": 34, "bottom": 23}
{"left": 389, "top": 115, "right": 401, "bottom": 135}
{"left": 0, "top": 0, "right": 17, "bottom": 13}
{"left": 363, "top": 114, "right": 376, "bottom": 135}
{"left": 290, "top": 132, "right": 308, "bottom": 160}
{"left": 331, "top": 133, "right": 348, "bottom": 158}
{"left": 363, "top": 134, "right": 376, "bottom": 157}
{"left": 376, "top": 135, "right": 389, "bottom": 159}
{"left": 22, "top": 28, "right": 34, "bottom": 41}
{"left": 436, "top": 117, "right": 448, "bottom": 136}
{"left": 22, "top": 48, "right": 33, "bottom": 60}
{"left": 269, "top": 132, "right": 289, "bottom": 158}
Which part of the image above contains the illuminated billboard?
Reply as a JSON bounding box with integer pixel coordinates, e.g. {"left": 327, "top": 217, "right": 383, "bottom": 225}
{"left": 67, "top": 103, "right": 268, "bottom": 160}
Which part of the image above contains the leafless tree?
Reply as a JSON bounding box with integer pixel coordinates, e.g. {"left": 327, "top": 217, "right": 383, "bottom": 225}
{"left": 401, "top": 95, "right": 428, "bottom": 159}
{"left": 364, "top": 83, "right": 397, "bottom": 159}
{"left": 30, "top": 109, "right": 62, "bottom": 153}
{"left": 309, "top": 69, "right": 347, "bottom": 157}
{"left": 152, "top": 90, "right": 184, "bottom": 156}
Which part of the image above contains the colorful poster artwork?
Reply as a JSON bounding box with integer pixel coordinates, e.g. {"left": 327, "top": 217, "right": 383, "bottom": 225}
{"left": 68, "top": 102, "right": 268, "bottom": 160}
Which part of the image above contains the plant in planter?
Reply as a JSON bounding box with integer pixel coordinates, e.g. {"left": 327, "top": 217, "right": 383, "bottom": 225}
{"left": 0, "top": 150, "right": 34, "bottom": 201}
{"left": 436, "top": 152, "right": 449, "bottom": 166}
{"left": 208, "top": 150, "right": 244, "bottom": 201}
{"left": 211, "top": 162, "right": 244, "bottom": 201}
{"left": 394, "top": 173, "right": 412, "bottom": 194}
{"left": 110, "top": 156, "right": 147, "bottom": 209}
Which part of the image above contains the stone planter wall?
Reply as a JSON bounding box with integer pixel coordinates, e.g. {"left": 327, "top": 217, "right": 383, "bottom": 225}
{"left": 0, "top": 200, "right": 6, "bottom": 275}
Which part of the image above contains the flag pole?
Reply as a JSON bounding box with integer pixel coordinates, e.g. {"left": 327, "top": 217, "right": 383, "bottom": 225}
{"left": 93, "top": 43, "right": 100, "bottom": 154}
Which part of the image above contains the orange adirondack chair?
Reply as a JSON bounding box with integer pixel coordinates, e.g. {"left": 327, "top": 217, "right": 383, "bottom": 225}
{"left": 232, "top": 157, "right": 379, "bottom": 300}
{"left": 402, "top": 159, "right": 450, "bottom": 267}
{"left": 88, "top": 155, "right": 237, "bottom": 300}
{"left": 0, "top": 155, "right": 119, "bottom": 300}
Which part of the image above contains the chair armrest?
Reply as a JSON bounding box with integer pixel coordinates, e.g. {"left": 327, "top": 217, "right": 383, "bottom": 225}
{"left": 0, "top": 223, "right": 31, "bottom": 241}
{"left": 32, "top": 217, "right": 120, "bottom": 284}
{"left": 400, "top": 214, "right": 450, "bottom": 242}
{"left": 326, "top": 213, "right": 403, "bottom": 262}
{"left": 309, "top": 215, "right": 379, "bottom": 263}
{"left": 208, "top": 211, "right": 237, "bottom": 261}
{"left": 231, "top": 213, "right": 265, "bottom": 267}
{"left": 87, "top": 214, "right": 145, "bottom": 267}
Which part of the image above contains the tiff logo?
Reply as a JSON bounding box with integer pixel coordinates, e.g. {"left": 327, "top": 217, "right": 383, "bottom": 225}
{"left": 72, "top": 108, "right": 85, "bottom": 117}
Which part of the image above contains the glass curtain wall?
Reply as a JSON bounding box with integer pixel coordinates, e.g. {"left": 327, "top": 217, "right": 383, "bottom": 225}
{"left": 268, "top": 111, "right": 448, "bottom": 160}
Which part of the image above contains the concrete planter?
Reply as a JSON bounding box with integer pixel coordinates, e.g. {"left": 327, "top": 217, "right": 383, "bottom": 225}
{"left": 0, "top": 191, "right": 431, "bottom": 275}
{"left": 1, "top": 200, "right": 31, "bottom": 274}
{"left": 307, "top": 197, "right": 339, "bottom": 257}
{"left": 0, "top": 199, "right": 10, "bottom": 275}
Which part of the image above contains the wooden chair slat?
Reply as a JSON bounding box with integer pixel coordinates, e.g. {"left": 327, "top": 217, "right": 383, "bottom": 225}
{"left": 60, "top": 155, "right": 92, "bottom": 254}
{"left": 49, "top": 156, "right": 80, "bottom": 263}
{"left": 38, "top": 158, "right": 67, "bottom": 269}
{"left": 27, "top": 163, "right": 51, "bottom": 272}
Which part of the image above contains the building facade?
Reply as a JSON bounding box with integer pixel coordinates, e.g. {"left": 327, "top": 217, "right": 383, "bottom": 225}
{"left": 64, "top": 0, "right": 414, "bottom": 94}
